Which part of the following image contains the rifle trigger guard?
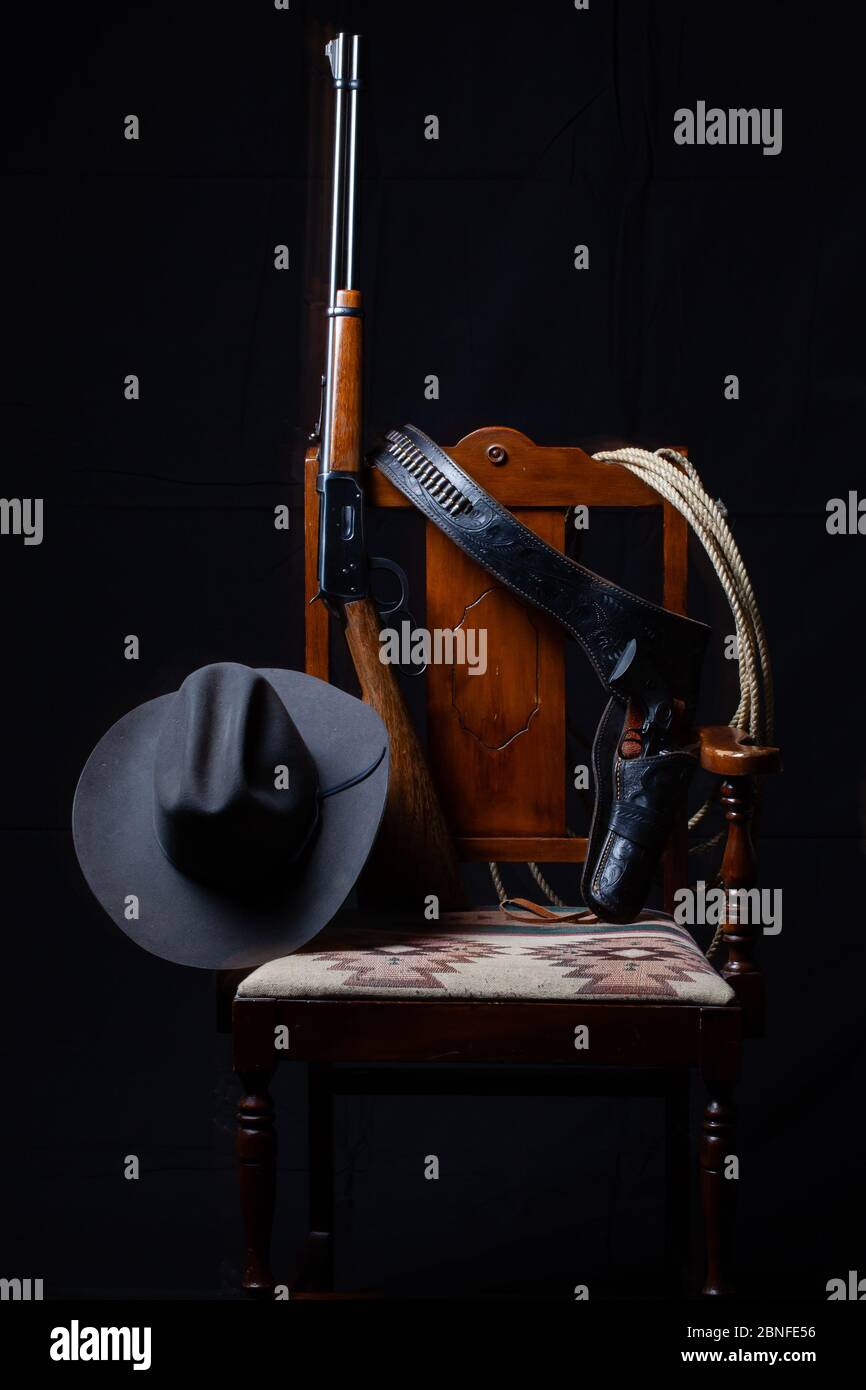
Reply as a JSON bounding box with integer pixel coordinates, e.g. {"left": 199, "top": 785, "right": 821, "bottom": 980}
{"left": 368, "top": 556, "right": 428, "bottom": 677}
{"left": 368, "top": 555, "right": 409, "bottom": 616}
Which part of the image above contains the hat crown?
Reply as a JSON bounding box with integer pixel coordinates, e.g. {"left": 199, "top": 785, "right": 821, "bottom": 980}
{"left": 153, "top": 663, "right": 320, "bottom": 888}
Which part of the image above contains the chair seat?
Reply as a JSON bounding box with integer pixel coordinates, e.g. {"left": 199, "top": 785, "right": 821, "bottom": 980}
{"left": 237, "top": 908, "right": 734, "bottom": 1006}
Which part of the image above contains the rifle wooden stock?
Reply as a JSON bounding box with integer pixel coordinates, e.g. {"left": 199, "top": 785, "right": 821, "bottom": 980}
{"left": 342, "top": 598, "right": 465, "bottom": 909}
{"left": 325, "top": 290, "right": 465, "bottom": 910}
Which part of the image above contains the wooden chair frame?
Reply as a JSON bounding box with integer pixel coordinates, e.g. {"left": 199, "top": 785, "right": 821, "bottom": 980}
{"left": 233, "top": 428, "right": 781, "bottom": 1298}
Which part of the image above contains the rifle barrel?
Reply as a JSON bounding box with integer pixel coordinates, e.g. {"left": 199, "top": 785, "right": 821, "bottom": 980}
{"left": 344, "top": 35, "right": 361, "bottom": 290}
{"left": 321, "top": 31, "right": 348, "bottom": 475}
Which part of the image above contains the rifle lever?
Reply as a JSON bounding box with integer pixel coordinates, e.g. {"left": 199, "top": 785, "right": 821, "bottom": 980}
{"left": 369, "top": 556, "right": 427, "bottom": 677}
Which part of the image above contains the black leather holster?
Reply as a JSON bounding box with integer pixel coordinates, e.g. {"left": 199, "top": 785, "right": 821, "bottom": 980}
{"left": 370, "top": 424, "right": 710, "bottom": 923}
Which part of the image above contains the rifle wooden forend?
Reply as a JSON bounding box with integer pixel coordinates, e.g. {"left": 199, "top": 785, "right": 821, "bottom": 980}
{"left": 327, "top": 288, "right": 363, "bottom": 474}
{"left": 342, "top": 597, "right": 466, "bottom": 910}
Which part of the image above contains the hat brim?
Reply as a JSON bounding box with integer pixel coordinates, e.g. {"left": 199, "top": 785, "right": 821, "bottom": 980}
{"left": 72, "top": 669, "right": 389, "bottom": 969}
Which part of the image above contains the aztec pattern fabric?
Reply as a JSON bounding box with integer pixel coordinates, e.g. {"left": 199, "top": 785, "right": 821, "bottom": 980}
{"left": 236, "top": 910, "right": 734, "bottom": 1005}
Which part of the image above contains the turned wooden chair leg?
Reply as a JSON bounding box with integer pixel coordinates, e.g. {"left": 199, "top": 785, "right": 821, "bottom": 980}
{"left": 718, "top": 775, "right": 765, "bottom": 1032}
{"left": 237, "top": 1066, "right": 277, "bottom": 1296}
{"left": 699, "top": 1079, "right": 736, "bottom": 1296}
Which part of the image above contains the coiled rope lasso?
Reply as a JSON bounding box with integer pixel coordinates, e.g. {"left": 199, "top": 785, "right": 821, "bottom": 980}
{"left": 489, "top": 446, "right": 773, "bottom": 955}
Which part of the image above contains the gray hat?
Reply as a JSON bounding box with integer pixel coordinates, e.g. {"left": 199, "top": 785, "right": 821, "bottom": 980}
{"left": 72, "top": 663, "right": 389, "bottom": 969}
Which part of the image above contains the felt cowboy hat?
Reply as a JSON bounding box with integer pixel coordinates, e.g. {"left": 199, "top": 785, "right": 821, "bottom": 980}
{"left": 72, "top": 662, "right": 389, "bottom": 969}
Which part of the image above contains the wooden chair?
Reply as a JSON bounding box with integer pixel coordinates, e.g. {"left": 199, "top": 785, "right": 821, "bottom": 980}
{"left": 232, "top": 427, "right": 781, "bottom": 1298}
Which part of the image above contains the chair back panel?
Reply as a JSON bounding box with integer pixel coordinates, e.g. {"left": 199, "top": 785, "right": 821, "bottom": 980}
{"left": 305, "top": 427, "right": 689, "bottom": 897}
{"left": 426, "top": 511, "right": 565, "bottom": 842}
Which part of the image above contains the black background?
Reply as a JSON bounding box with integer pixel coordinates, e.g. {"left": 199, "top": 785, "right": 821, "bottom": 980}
{"left": 2, "top": 0, "right": 865, "bottom": 1299}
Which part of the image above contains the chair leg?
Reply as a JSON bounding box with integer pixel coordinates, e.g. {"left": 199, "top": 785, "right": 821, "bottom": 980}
{"left": 699, "top": 1080, "right": 736, "bottom": 1296}
{"left": 236, "top": 1066, "right": 277, "bottom": 1296}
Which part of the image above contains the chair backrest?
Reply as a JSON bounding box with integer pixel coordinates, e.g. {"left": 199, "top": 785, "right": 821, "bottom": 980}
{"left": 305, "top": 426, "right": 690, "bottom": 909}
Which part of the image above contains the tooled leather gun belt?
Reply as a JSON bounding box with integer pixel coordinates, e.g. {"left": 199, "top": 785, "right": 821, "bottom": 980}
{"left": 370, "top": 423, "right": 711, "bottom": 923}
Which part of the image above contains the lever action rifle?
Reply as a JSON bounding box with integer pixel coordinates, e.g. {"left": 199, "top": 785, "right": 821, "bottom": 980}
{"left": 312, "top": 32, "right": 464, "bottom": 910}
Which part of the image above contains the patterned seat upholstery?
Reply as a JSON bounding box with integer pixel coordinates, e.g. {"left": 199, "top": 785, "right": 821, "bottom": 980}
{"left": 237, "top": 909, "right": 733, "bottom": 1006}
